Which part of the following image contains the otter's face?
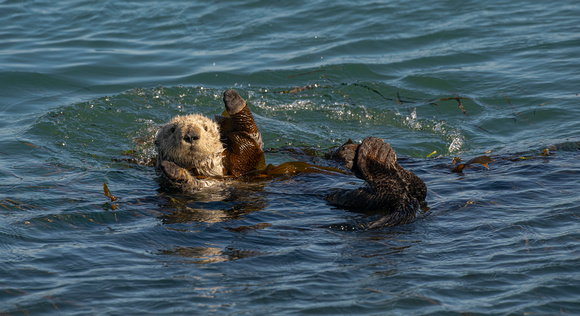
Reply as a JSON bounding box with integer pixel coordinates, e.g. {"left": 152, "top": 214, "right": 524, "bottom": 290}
{"left": 155, "top": 114, "right": 223, "bottom": 169}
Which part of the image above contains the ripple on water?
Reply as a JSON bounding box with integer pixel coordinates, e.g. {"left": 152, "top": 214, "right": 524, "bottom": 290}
{"left": 2, "top": 1, "right": 580, "bottom": 310}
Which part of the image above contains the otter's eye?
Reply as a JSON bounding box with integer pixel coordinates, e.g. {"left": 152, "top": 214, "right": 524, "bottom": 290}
{"left": 203, "top": 125, "right": 208, "bottom": 132}
{"left": 169, "top": 126, "right": 176, "bottom": 134}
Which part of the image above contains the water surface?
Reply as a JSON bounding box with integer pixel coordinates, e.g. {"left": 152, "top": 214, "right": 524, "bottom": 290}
{"left": 1, "top": 0, "right": 579, "bottom": 314}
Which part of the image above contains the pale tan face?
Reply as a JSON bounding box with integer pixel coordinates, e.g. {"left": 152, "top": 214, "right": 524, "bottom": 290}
{"left": 155, "top": 114, "right": 223, "bottom": 169}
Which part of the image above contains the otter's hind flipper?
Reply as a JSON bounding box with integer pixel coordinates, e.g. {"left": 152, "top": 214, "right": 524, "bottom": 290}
{"left": 350, "top": 137, "right": 426, "bottom": 201}
{"left": 217, "top": 89, "right": 263, "bottom": 149}
{"left": 224, "top": 131, "right": 266, "bottom": 177}
{"left": 217, "top": 89, "right": 266, "bottom": 177}
{"left": 352, "top": 137, "right": 401, "bottom": 190}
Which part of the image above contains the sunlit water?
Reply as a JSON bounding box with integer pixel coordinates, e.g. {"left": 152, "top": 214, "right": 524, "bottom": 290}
{"left": 1, "top": 0, "right": 579, "bottom": 315}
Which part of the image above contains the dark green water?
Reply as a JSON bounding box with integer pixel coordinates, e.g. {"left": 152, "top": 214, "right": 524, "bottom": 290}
{"left": 1, "top": 0, "right": 579, "bottom": 315}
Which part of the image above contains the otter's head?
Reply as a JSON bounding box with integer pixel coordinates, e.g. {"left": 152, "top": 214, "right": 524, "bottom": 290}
{"left": 155, "top": 114, "right": 224, "bottom": 175}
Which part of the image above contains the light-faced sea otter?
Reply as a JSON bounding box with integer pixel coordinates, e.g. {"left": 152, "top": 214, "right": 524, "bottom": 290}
{"left": 155, "top": 90, "right": 265, "bottom": 191}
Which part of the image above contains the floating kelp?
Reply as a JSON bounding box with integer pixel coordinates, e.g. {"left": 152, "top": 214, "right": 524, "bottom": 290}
{"left": 0, "top": 198, "right": 43, "bottom": 212}
{"left": 103, "top": 183, "right": 117, "bottom": 202}
{"left": 251, "top": 161, "right": 345, "bottom": 179}
{"left": 452, "top": 155, "right": 494, "bottom": 173}
{"left": 504, "top": 92, "right": 531, "bottom": 125}
{"left": 541, "top": 148, "right": 551, "bottom": 156}
{"left": 22, "top": 141, "right": 46, "bottom": 150}
{"left": 103, "top": 183, "right": 118, "bottom": 210}
{"left": 275, "top": 84, "right": 319, "bottom": 94}
{"left": 450, "top": 144, "right": 565, "bottom": 173}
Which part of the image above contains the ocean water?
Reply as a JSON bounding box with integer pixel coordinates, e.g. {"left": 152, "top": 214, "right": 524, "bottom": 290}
{"left": 1, "top": 0, "right": 579, "bottom": 314}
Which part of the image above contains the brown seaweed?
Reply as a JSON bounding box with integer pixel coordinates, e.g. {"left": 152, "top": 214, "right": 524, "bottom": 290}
{"left": 451, "top": 155, "right": 495, "bottom": 173}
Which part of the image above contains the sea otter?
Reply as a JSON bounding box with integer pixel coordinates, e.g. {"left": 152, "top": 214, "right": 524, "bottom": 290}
{"left": 155, "top": 89, "right": 427, "bottom": 228}
{"left": 155, "top": 90, "right": 265, "bottom": 191}
{"left": 326, "top": 137, "right": 427, "bottom": 228}
{"left": 155, "top": 113, "right": 225, "bottom": 191}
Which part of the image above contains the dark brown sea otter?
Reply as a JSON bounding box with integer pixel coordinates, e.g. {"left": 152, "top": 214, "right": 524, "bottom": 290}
{"left": 326, "top": 137, "right": 427, "bottom": 228}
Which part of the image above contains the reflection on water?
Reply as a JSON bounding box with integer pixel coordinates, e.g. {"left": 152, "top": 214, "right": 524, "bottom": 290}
{"left": 158, "top": 190, "right": 268, "bottom": 226}
{"left": 159, "top": 245, "right": 264, "bottom": 264}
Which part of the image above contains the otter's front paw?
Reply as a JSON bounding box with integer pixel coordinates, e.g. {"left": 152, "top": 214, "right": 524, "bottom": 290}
{"left": 159, "top": 160, "right": 189, "bottom": 183}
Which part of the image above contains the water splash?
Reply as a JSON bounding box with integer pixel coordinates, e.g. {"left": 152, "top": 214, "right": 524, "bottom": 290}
{"left": 130, "top": 119, "right": 159, "bottom": 166}
{"left": 448, "top": 133, "right": 464, "bottom": 153}
{"left": 399, "top": 107, "right": 466, "bottom": 155}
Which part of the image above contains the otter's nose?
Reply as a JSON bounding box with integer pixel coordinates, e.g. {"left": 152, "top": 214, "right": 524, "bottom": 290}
{"left": 183, "top": 131, "right": 200, "bottom": 144}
